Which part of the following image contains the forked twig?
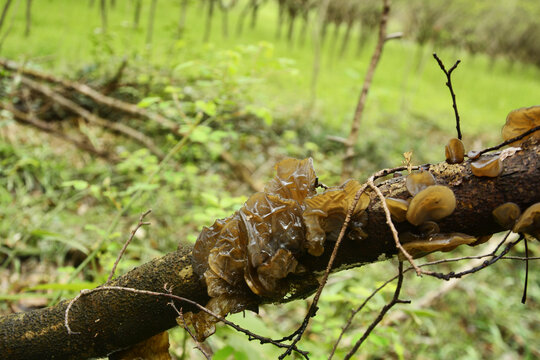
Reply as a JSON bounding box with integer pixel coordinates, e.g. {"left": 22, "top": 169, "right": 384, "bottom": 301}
{"left": 433, "top": 53, "right": 462, "bottom": 140}
{"left": 331, "top": 231, "right": 518, "bottom": 356}
{"left": 343, "top": 261, "right": 409, "bottom": 360}
{"left": 107, "top": 209, "right": 152, "bottom": 283}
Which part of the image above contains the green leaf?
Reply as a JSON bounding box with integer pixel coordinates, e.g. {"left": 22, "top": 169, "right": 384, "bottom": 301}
{"left": 213, "top": 345, "right": 234, "bottom": 360}
{"left": 137, "top": 96, "right": 161, "bottom": 108}
{"left": 61, "top": 180, "right": 89, "bottom": 190}
{"left": 195, "top": 100, "right": 217, "bottom": 117}
{"left": 29, "top": 229, "right": 63, "bottom": 238}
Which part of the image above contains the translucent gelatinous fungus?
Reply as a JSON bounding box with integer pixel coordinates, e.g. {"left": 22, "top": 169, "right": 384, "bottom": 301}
{"left": 405, "top": 171, "right": 436, "bottom": 196}
{"left": 303, "top": 180, "right": 370, "bottom": 256}
{"left": 471, "top": 155, "right": 503, "bottom": 178}
{"left": 190, "top": 158, "right": 319, "bottom": 340}
{"left": 385, "top": 197, "right": 409, "bottom": 223}
{"left": 406, "top": 185, "right": 456, "bottom": 226}
{"left": 513, "top": 203, "right": 540, "bottom": 240}
{"left": 264, "top": 157, "right": 317, "bottom": 202}
{"left": 501, "top": 105, "right": 540, "bottom": 145}
{"left": 399, "top": 233, "right": 476, "bottom": 259}
{"left": 492, "top": 202, "right": 521, "bottom": 230}
{"left": 445, "top": 138, "right": 465, "bottom": 164}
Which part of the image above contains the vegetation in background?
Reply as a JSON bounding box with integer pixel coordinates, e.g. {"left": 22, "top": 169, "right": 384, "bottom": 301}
{"left": 0, "top": 0, "right": 538, "bottom": 359}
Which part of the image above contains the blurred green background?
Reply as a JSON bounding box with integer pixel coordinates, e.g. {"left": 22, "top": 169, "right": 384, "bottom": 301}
{"left": 0, "top": 0, "right": 538, "bottom": 359}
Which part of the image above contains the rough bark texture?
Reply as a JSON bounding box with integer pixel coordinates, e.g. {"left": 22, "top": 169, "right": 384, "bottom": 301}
{"left": 1, "top": 142, "right": 539, "bottom": 360}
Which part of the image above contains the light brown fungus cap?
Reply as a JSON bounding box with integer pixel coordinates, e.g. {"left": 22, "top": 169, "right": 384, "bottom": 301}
{"left": 303, "top": 180, "right": 370, "bottom": 256}
{"left": 502, "top": 105, "right": 540, "bottom": 145}
{"left": 445, "top": 138, "right": 465, "bottom": 164}
{"left": 492, "top": 202, "right": 521, "bottom": 230}
{"left": 406, "top": 185, "right": 456, "bottom": 226}
{"left": 471, "top": 156, "right": 503, "bottom": 177}
{"left": 513, "top": 203, "right": 540, "bottom": 240}
{"left": 400, "top": 232, "right": 476, "bottom": 259}
{"left": 385, "top": 197, "right": 409, "bottom": 223}
{"left": 405, "top": 171, "right": 436, "bottom": 196}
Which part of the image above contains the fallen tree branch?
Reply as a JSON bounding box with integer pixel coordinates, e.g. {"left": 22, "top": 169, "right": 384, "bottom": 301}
{"left": 0, "top": 57, "right": 179, "bottom": 132}
{"left": 18, "top": 76, "right": 165, "bottom": 159}
{"left": 0, "top": 101, "right": 115, "bottom": 160}
{"left": 0, "top": 140, "right": 538, "bottom": 359}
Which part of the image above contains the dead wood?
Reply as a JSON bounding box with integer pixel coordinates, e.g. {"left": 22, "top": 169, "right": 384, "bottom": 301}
{"left": 0, "top": 58, "right": 179, "bottom": 132}
{"left": 0, "top": 141, "right": 538, "bottom": 360}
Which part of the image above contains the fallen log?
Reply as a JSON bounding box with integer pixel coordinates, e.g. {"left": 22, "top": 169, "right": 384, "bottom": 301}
{"left": 1, "top": 140, "right": 538, "bottom": 360}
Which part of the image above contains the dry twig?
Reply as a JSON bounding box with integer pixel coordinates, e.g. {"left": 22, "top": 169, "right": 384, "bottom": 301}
{"left": 107, "top": 209, "right": 152, "bottom": 283}
{"left": 0, "top": 58, "right": 179, "bottom": 131}
{"left": 341, "top": 0, "right": 391, "bottom": 181}
{"left": 433, "top": 53, "right": 462, "bottom": 140}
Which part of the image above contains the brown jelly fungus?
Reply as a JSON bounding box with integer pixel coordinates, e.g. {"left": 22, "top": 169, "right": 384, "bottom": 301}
{"left": 189, "top": 158, "right": 372, "bottom": 340}
{"left": 492, "top": 202, "right": 521, "bottom": 230}
{"left": 502, "top": 106, "right": 540, "bottom": 145}
{"left": 385, "top": 197, "right": 409, "bottom": 223}
{"left": 400, "top": 233, "right": 476, "bottom": 259}
{"left": 406, "top": 185, "right": 456, "bottom": 226}
{"left": 471, "top": 155, "right": 503, "bottom": 177}
{"left": 513, "top": 203, "right": 540, "bottom": 240}
{"left": 445, "top": 138, "right": 465, "bottom": 164}
{"left": 405, "top": 171, "right": 436, "bottom": 196}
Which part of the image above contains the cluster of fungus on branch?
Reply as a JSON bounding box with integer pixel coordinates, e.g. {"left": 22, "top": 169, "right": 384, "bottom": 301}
{"left": 385, "top": 168, "right": 479, "bottom": 259}
{"left": 188, "top": 158, "right": 371, "bottom": 341}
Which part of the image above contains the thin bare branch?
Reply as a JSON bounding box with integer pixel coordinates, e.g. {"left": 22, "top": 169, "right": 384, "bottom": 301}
{"left": 469, "top": 125, "right": 540, "bottom": 160}
{"left": 342, "top": 0, "right": 391, "bottom": 181}
{"left": 107, "top": 210, "right": 152, "bottom": 283}
{"left": 343, "top": 261, "right": 409, "bottom": 360}
{"left": 18, "top": 76, "right": 166, "bottom": 159}
{"left": 0, "top": 58, "right": 179, "bottom": 131}
{"left": 432, "top": 53, "right": 462, "bottom": 140}
{"left": 0, "top": 101, "right": 114, "bottom": 160}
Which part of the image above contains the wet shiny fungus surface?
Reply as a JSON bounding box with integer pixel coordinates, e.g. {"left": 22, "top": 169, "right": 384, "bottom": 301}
{"left": 445, "top": 138, "right": 465, "bottom": 164}
{"left": 502, "top": 106, "right": 540, "bottom": 145}
{"left": 189, "top": 158, "right": 371, "bottom": 340}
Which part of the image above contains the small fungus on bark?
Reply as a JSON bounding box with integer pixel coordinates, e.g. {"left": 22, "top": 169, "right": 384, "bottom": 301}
{"left": 418, "top": 220, "right": 440, "bottom": 235}
{"left": 303, "top": 180, "right": 370, "bottom": 256}
{"left": 471, "top": 155, "right": 503, "bottom": 178}
{"left": 502, "top": 105, "right": 540, "bottom": 145}
{"left": 513, "top": 203, "right": 540, "bottom": 240}
{"left": 399, "top": 232, "right": 476, "bottom": 259}
{"left": 445, "top": 138, "right": 465, "bottom": 164}
{"left": 384, "top": 197, "right": 409, "bottom": 223}
{"left": 406, "top": 185, "right": 456, "bottom": 226}
{"left": 492, "top": 202, "right": 521, "bottom": 230}
{"left": 405, "top": 171, "right": 436, "bottom": 196}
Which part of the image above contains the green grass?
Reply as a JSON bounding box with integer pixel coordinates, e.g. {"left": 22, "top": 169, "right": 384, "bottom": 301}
{"left": 3, "top": 0, "right": 540, "bottom": 154}
{"left": 1, "top": 1, "right": 539, "bottom": 359}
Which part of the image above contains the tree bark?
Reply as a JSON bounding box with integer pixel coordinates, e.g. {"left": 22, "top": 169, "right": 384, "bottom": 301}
{"left": 1, "top": 141, "right": 539, "bottom": 360}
